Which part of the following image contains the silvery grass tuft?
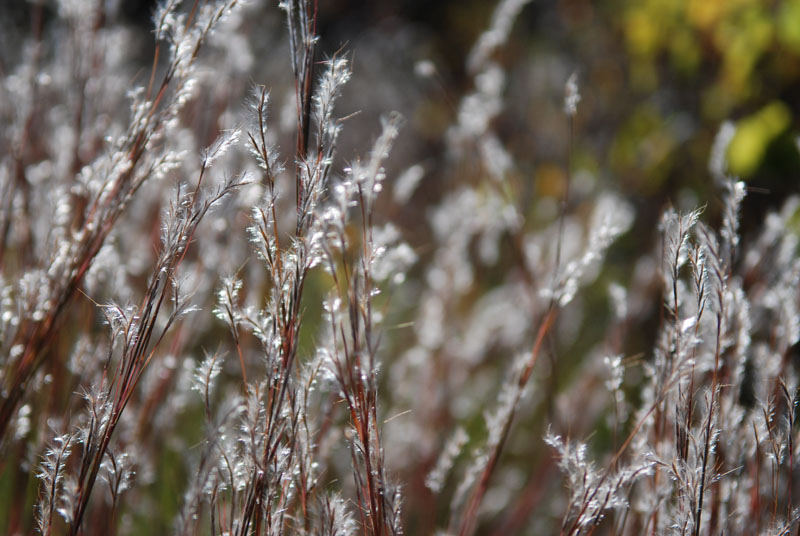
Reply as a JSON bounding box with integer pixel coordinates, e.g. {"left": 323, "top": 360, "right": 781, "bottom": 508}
{"left": 0, "top": 0, "right": 799, "bottom": 535}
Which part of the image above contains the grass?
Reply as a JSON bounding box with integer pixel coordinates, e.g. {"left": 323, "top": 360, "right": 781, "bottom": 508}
{"left": 1, "top": 0, "right": 800, "bottom": 535}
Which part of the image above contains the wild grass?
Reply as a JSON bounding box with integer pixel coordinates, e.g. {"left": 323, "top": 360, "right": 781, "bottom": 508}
{"left": 1, "top": 0, "right": 799, "bottom": 535}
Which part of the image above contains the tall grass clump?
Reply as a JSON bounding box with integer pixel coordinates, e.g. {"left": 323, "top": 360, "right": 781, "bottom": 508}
{"left": 1, "top": 0, "right": 799, "bottom": 534}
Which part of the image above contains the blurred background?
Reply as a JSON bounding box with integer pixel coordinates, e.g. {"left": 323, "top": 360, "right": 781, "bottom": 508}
{"left": 3, "top": 0, "right": 798, "bottom": 248}
{"left": 5, "top": 0, "right": 798, "bottom": 202}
